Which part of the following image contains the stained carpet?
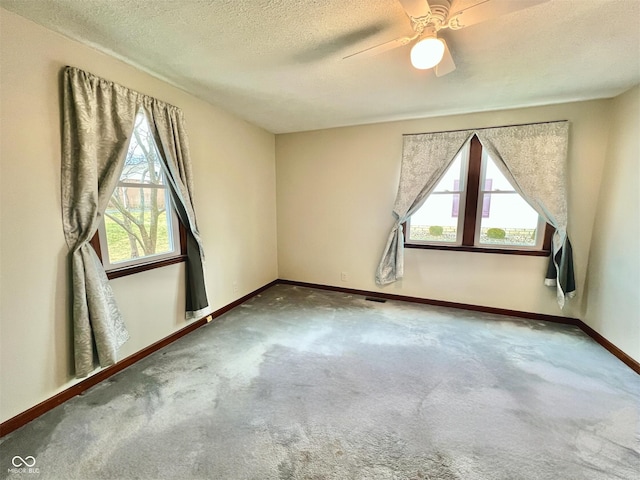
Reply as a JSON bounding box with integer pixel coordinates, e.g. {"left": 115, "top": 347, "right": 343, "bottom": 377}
{"left": 1, "top": 285, "right": 638, "bottom": 479}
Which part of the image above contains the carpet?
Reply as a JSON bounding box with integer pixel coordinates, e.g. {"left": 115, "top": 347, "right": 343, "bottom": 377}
{"left": 1, "top": 285, "right": 638, "bottom": 479}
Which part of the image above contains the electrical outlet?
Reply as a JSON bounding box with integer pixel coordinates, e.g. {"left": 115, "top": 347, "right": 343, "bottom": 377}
{"left": 232, "top": 282, "right": 239, "bottom": 294}
{"left": 341, "top": 272, "right": 349, "bottom": 282}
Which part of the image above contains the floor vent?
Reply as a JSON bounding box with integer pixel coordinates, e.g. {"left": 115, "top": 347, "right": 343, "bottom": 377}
{"left": 365, "top": 297, "right": 387, "bottom": 303}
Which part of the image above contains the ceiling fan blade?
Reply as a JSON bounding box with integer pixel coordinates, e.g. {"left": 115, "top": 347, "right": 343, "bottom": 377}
{"left": 398, "top": 0, "right": 432, "bottom": 19}
{"left": 343, "top": 35, "right": 415, "bottom": 59}
{"left": 435, "top": 38, "right": 456, "bottom": 76}
{"left": 448, "top": 0, "right": 549, "bottom": 30}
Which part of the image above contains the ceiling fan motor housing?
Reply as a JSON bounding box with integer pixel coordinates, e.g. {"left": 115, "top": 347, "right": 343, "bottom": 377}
{"left": 411, "top": 0, "right": 451, "bottom": 33}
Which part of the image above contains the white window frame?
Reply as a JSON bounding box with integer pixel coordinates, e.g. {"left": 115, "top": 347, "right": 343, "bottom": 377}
{"left": 97, "top": 112, "right": 182, "bottom": 272}
{"left": 97, "top": 182, "right": 181, "bottom": 271}
{"left": 473, "top": 150, "right": 546, "bottom": 251}
{"left": 405, "top": 138, "right": 549, "bottom": 252}
{"left": 406, "top": 142, "right": 470, "bottom": 246}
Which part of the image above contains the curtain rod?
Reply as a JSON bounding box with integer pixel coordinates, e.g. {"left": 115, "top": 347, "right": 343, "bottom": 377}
{"left": 65, "top": 66, "right": 181, "bottom": 112}
{"left": 402, "top": 119, "right": 569, "bottom": 137}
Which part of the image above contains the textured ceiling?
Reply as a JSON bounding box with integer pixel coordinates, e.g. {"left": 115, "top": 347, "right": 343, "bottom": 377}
{"left": 1, "top": 0, "right": 639, "bottom": 133}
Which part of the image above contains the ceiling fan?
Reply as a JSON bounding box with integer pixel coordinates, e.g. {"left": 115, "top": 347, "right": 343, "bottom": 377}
{"left": 344, "top": 0, "right": 548, "bottom": 76}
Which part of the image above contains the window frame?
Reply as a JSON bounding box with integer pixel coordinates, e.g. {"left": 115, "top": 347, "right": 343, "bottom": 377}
{"left": 90, "top": 224, "right": 187, "bottom": 280}
{"left": 404, "top": 135, "right": 554, "bottom": 256}
{"left": 90, "top": 113, "right": 188, "bottom": 280}
{"left": 412, "top": 142, "right": 471, "bottom": 247}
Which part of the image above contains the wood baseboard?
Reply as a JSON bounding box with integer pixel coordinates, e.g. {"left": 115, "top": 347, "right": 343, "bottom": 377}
{"left": 277, "top": 279, "right": 581, "bottom": 325}
{"left": 0, "top": 280, "right": 278, "bottom": 438}
{"left": 278, "top": 279, "right": 639, "bottom": 375}
{"left": 2, "top": 277, "right": 637, "bottom": 437}
{"left": 577, "top": 321, "right": 640, "bottom": 375}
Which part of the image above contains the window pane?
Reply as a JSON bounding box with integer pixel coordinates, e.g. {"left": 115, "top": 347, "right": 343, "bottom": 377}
{"left": 477, "top": 193, "right": 539, "bottom": 246}
{"left": 433, "top": 150, "right": 465, "bottom": 193}
{"left": 99, "top": 110, "right": 180, "bottom": 269}
{"left": 105, "top": 187, "right": 173, "bottom": 263}
{"left": 121, "top": 114, "right": 165, "bottom": 185}
{"left": 483, "top": 153, "right": 514, "bottom": 192}
{"left": 120, "top": 160, "right": 165, "bottom": 185}
{"left": 409, "top": 193, "right": 460, "bottom": 243}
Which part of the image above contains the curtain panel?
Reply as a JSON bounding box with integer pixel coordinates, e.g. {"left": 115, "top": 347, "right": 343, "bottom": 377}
{"left": 61, "top": 67, "right": 212, "bottom": 377}
{"left": 375, "top": 121, "right": 575, "bottom": 308}
{"left": 475, "top": 122, "right": 575, "bottom": 307}
{"left": 375, "top": 130, "right": 474, "bottom": 285}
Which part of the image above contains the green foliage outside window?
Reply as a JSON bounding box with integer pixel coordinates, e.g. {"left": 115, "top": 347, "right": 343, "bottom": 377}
{"left": 428, "top": 225, "right": 444, "bottom": 236}
{"left": 486, "top": 228, "right": 506, "bottom": 239}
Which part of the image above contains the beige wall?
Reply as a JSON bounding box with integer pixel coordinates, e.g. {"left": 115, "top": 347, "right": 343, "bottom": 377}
{"left": 276, "top": 100, "right": 613, "bottom": 321}
{"left": 584, "top": 86, "right": 640, "bottom": 362}
{"left": 0, "top": 10, "right": 278, "bottom": 422}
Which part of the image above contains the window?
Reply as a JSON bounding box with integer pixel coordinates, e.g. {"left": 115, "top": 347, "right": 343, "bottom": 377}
{"left": 90, "top": 111, "right": 186, "bottom": 278}
{"left": 405, "top": 136, "right": 552, "bottom": 255}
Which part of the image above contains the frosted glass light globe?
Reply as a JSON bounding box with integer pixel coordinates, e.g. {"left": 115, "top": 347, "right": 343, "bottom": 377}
{"left": 410, "top": 37, "right": 445, "bottom": 70}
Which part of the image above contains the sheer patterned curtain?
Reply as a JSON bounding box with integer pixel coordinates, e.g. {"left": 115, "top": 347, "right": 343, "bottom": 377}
{"left": 476, "top": 121, "right": 575, "bottom": 307}
{"left": 375, "top": 130, "right": 474, "bottom": 284}
{"left": 61, "top": 67, "right": 211, "bottom": 377}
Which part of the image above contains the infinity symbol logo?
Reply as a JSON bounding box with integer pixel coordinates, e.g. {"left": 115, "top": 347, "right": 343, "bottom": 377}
{"left": 11, "top": 456, "right": 36, "bottom": 467}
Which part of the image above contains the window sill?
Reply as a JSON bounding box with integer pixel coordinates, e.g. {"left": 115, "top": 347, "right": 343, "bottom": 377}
{"left": 106, "top": 254, "right": 187, "bottom": 280}
{"left": 404, "top": 243, "right": 550, "bottom": 257}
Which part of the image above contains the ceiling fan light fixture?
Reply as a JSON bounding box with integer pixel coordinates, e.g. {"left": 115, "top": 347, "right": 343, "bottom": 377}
{"left": 410, "top": 37, "right": 445, "bottom": 70}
